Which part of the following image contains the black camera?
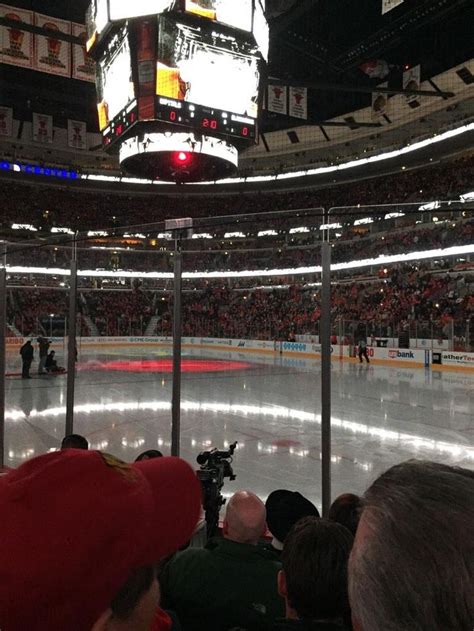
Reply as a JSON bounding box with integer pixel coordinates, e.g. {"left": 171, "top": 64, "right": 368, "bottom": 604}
{"left": 196, "top": 441, "right": 237, "bottom": 539}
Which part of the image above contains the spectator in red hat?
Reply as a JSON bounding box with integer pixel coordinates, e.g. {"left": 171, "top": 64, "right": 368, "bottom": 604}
{"left": 0, "top": 450, "right": 201, "bottom": 630}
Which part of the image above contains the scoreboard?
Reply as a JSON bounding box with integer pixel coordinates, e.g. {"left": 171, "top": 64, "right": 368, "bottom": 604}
{"left": 86, "top": 0, "right": 268, "bottom": 182}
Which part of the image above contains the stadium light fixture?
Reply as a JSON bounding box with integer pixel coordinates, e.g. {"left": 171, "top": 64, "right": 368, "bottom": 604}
{"left": 289, "top": 227, "right": 310, "bottom": 234}
{"left": 51, "top": 227, "right": 74, "bottom": 235}
{"left": 11, "top": 224, "right": 38, "bottom": 232}
{"left": 384, "top": 212, "right": 405, "bottom": 219}
{"left": 320, "top": 223, "right": 342, "bottom": 230}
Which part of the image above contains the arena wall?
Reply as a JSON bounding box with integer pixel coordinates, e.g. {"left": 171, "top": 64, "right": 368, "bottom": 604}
{"left": 6, "top": 336, "right": 473, "bottom": 371}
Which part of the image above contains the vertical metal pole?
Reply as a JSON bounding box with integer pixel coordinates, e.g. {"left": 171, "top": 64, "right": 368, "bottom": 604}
{"left": 65, "top": 238, "right": 78, "bottom": 436}
{"left": 0, "top": 244, "right": 7, "bottom": 468}
{"left": 321, "top": 223, "right": 332, "bottom": 517}
{"left": 171, "top": 235, "right": 183, "bottom": 456}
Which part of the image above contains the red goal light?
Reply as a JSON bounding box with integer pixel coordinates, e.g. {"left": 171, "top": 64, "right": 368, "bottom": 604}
{"left": 175, "top": 151, "right": 190, "bottom": 164}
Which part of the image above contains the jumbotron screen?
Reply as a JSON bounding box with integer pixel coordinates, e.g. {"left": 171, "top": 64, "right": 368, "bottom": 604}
{"left": 109, "top": 0, "right": 176, "bottom": 21}
{"left": 96, "top": 28, "right": 135, "bottom": 131}
{"left": 156, "top": 17, "right": 260, "bottom": 119}
{"left": 185, "top": 0, "right": 252, "bottom": 32}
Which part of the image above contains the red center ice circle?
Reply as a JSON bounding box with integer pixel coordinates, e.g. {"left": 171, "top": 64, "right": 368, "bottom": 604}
{"left": 98, "top": 359, "right": 252, "bottom": 373}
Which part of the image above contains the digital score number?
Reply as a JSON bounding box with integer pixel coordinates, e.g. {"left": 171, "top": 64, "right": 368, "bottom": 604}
{"left": 165, "top": 108, "right": 254, "bottom": 140}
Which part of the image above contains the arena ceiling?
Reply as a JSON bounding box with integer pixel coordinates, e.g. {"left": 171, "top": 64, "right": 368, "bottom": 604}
{"left": 2, "top": 0, "right": 474, "bottom": 134}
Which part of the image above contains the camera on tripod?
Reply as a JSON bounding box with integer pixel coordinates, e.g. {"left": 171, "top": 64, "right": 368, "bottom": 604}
{"left": 196, "top": 441, "right": 238, "bottom": 539}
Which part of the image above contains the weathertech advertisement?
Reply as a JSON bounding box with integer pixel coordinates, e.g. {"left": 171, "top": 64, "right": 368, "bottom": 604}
{"left": 156, "top": 17, "right": 260, "bottom": 118}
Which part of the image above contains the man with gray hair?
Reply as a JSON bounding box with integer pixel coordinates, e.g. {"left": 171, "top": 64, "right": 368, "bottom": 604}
{"left": 161, "top": 490, "right": 284, "bottom": 630}
{"left": 349, "top": 460, "right": 474, "bottom": 631}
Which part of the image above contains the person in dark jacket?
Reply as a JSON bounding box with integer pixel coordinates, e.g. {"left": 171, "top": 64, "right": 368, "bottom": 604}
{"left": 45, "top": 350, "right": 65, "bottom": 373}
{"left": 273, "top": 517, "right": 353, "bottom": 631}
{"left": 160, "top": 490, "right": 284, "bottom": 631}
{"left": 20, "top": 340, "right": 34, "bottom": 379}
{"left": 357, "top": 340, "right": 369, "bottom": 364}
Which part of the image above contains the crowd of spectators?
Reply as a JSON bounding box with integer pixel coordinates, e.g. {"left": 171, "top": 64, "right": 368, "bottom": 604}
{"left": 84, "top": 290, "right": 154, "bottom": 336}
{"left": 6, "top": 266, "right": 473, "bottom": 346}
{"left": 157, "top": 267, "right": 473, "bottom": 342}
{"left": 9, "top": 289, "right": 69, "bottom": 337}
{"left": 0, "top": 154, "right": 473, "bottom": 233}
{"left": 0, "top": 444, "right": 472, "bottom": 630}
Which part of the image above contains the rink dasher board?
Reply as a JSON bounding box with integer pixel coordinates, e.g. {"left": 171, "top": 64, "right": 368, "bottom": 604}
{"left": 5, "top": 337, "right": 474, "bottom": 372}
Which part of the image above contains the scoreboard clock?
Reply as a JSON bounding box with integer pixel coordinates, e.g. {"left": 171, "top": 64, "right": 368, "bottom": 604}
{"left": 86, "top": 0, "right": 268, "bottom": 182}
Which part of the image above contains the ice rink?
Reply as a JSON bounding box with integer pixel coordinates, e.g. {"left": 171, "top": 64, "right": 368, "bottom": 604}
{"left": 4, "top": 344, "right": 473, "bottom": 507}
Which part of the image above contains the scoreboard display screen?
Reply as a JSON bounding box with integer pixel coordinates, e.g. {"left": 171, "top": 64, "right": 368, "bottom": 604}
{"left": 156, "top": 17, "right": 260, "bottom": 119}
{"left": 185, "top": 0, "right": 252, "bottom": 33}
{"left": 86, "top": 0, "right": 109, "bottom": 51}
{"left": 156, "top": 97, "right": 256, "bottom": 140}
{"left": 87, "top": 0, "right": 268, "bottom": 179}
{"left": 109, "top": 0, "right": 176, "bottom": 21}
{"left": 96, "top": 28, "right": 135, "bottom": 131}
{"left": 253, "top": 0, "right": 269, "bottom": 61}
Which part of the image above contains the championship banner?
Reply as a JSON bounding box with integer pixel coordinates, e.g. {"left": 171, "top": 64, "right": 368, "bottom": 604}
{"left": 0, "top": 4, "right": 34, "bottom": 69}
{"left": 0, "top": 106, "right": 13, "bottom": 137}
{"left": 371, "top": 83, "right": 389, "bottom": 119}
{"left": 68, "top": 119, "right": 87, "bottom": 149}
{"left": 32, "top": 112, "right": 53, "bottom": 144}
{"left": 34, "top": 13, "right": 71, "bottom": 77}
{"left": 289, "top": 86, "right": 307, "bottom": 120}
{"left": 382, "top": 0, "right": 404, "bottom": 14}
{"left": 268, "top": 85, "right": 287, "bottom": 115}
{"left": 403, "top": 64, "right": 421, "bottom": 104}
{"left": 71, "top": 22, "right": 95, "bottom": 82}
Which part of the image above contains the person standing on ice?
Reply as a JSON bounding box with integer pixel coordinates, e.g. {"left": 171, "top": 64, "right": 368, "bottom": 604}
{"left": 20, "top": 339, "right": 34, "bottom": 378}
{"left": 358, "top": 338, "right": 370, "bottom": 364}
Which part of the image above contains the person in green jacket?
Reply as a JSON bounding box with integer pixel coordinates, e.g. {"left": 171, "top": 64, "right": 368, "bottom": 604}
{"left": 160, "top": 490, "right": 284, "bottom": 631}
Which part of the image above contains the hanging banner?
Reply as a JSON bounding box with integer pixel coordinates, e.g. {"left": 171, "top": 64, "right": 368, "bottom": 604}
{"left": 34, "top": 13, "right": 71, "bottom": 77}
{"left": 371, "top": 83, "right": 389, "bottom": 119}
{"left": 0, "top": 4, "right": 34, "bottom": 69}
{"left": 382, "top": 0, "right": 404, "bottom": 14}
{"left": 289, "top": 86, "right": 307, "bottom": 120}
{"left": 403, "top": 64, "right": 421, "bottom": 104}
{"left": 32, "top": 112, "right": 53, "bottom": 143}
{"left": 68, "top": 119, "right": 87, "bottom": 149}
{"left": 0, "top": 106, "right": 13, "bottom": 137}
{"left": 71, "top": 21, "right": 95, "bottom": 82}
{"left": 267, "top": 84, "right": 287, "bottom": 115}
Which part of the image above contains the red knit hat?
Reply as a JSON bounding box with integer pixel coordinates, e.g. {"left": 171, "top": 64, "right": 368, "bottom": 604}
{"left": 0, "top": 450, "right": 201, "bottom": 630}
